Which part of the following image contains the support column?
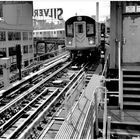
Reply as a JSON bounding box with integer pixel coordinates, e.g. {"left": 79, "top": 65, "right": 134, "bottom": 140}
{"left": 110, "top": 2, "right": 117, "bottom": 68}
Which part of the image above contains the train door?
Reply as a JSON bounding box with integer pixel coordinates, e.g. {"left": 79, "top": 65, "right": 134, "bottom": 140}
{"left": 123, "top": 14, "right": 140, "bottom": 64}
{"left": 74, "top": 22, "right": 86, "bottom": 47}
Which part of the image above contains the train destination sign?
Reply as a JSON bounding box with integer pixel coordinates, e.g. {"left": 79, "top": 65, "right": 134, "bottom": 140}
{"left": 33, "top": 8, "right": 63, "bottom": 20}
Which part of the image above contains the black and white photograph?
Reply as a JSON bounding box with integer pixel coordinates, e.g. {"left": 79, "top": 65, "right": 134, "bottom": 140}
{"left": 0, "top": 0, "right": 140, "bottom": 139}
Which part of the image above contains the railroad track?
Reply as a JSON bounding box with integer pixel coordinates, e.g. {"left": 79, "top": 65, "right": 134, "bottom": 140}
{"left": 18, "top": 62, "right": 99, "bottom": 139}
{"left": 0, "top": 54, "right": 100, "bottom": 139}
{"left": 37, "top": 61, "right": 100, "bottom": 139}
{"left": 0, "top": 59, "right": 87, "bottom": 139}
{"left": 0, "top": 61, "right": 71, "bottom": 125}
{"left": 0, "top": 54, "right": 69, "bottom": 107}
{"left": 0, "top": 51, "right": 69, "bottom": 89}
{"left": 15, "top": 67, "right": 86, "bottom": 139}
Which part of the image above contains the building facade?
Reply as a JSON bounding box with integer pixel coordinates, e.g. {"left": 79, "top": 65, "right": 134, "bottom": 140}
{"left": 0, "top": 1, "right": 33, "bottom": 72}
{"left": 110, "top": 1, "right": 140, "bottom": 69}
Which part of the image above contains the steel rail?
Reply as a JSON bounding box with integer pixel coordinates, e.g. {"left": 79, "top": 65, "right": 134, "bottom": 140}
{"left": 0, "top": 61, "right": 71, "bottom": 113}
{"left": 8, "top": 89, "right": 59, "bottom": 139}
{"left": 18, "top": 66, "right": 86, "bottom": 139}
{"left": 0, "top": 61, "right": 71, "bottom": 135}
{"left": 39, "top": 72, "right": 86, "bottom": 139}
{"left": 0, "top": 87, "right": 50, "bottom": 136}
{"left": 0, "top": 52, "right": 69, "bottom": 94}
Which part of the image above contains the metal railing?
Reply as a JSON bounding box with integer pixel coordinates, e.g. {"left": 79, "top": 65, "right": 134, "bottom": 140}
{"left": 77, "top": 46, "right": 112, "bottom": 139}
{"left": 77, "top": 85, "right": 108, "bottom": 139}
{"left": 101, "top": 46, "right": 110, "bottom": 77}
{"left": 100, "top": 46, "right": 112, "bottom": 139}
{"left": 118, "top": 41, "right": 123, "bottom": 110}
{"left": 100, "top": 41, "right": 123, "bottom": 138}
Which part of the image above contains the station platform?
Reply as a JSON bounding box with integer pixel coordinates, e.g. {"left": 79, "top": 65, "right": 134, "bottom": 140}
{"left": 97, "top": 106, "right": 140, "bottom": 138}
{"left": 55, "top": 64, "right": 103, "bottom": 139}
{"left": 99, "top": 106, "right": 140, "bottom": 123}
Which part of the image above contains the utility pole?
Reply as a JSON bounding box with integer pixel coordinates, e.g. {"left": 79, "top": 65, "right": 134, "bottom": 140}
{"left": 16, "top": 44, "right": 22, "bottom": 80}
{"left": 96, "top": 2, "right": 99, "bottom": 46}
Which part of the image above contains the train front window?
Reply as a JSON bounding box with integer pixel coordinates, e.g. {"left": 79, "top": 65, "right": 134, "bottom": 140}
{"left": 67, "top": 24, "right": 73, "bottom": 36}
{"left": 87, "top": 24, "right": 94, "bottom": 35}
{"left": 78, "top": 24, "right": 83, "bottom": 33}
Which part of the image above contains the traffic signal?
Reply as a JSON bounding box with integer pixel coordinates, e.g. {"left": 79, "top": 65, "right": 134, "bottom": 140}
{"left": 101, "top": 23, "right": 105, "bottom": 35}
{"left": 16, "top": 44, "right": 22, "bottom": 69}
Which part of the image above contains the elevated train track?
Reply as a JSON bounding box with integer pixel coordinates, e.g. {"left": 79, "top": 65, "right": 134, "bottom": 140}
{"left": 0, "top": 59, "right": 68, "bottom": 108}
{"left": 0, "top": 61, "right": 72, "bottom": 138}
{"left": 10, "top": 50, "right": 68, "bottom": 84}
{"left": 0, "top": 51, "right": 69, "bottom": 93}
{"left": 0, "top": 49, "right": 68, "bottom": 89}
{"left": 17, "top": 62, "right": 99, "bottom": 139}
{"left": 0, "top": 52, "right": 100, "bottom": 139}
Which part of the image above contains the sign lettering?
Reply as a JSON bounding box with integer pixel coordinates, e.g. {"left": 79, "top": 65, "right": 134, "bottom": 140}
{"left": 33, "top": 8, "right": 63, "bottom": 20}
{"left": 126, "top": 6, "right": 135, "bottom": 13}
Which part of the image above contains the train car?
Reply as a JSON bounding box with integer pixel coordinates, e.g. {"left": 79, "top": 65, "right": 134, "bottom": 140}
{"left": 65, "top": 15, "right": 99, "bottom": 59}
{"left": 33, "top": 29, "right": 65, "bottom": 39}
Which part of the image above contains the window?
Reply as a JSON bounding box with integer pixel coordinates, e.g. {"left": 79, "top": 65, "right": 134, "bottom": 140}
{"left": 8, "top": 32, "right": 14, "bottom": 41}
{"left": 29, "top": 45, "right": 33, "bottom": 53}
{"left": 78, "top": 24, "right": 83, "bottom": 33}
{"left": 8, "top": 32, "right": 21, "bottom": 41}
{"left": 24, "top": 60, "right": 29, "bottom": 67}
{"left": 107, "top": 27, "right": 110, "bottom": 34}
{"left": 67, "top": 24, "right": 73, "bottom": 36}
{"left": 23, "top": 32, "right": 28, "bottom": 40}
{"left": 0, "top": 31, "right": 6, "bottom": 41}
{"left": 15, "top": 32, "right": 21, "bottom": 40}
{"left": 11, "top": 55, "right": 16, "bottom": 64}
{"left": 0, "top": 48, "right": 6, "bottom": 58}
{"left": 87, "top": 24, "right": 94, "bottom": 35}
{"left": 10, "top": 64, "right": 17, "bottom": 72}
{"left": 9, "top": 47, "right": 16, "bottom": 56}
{"left": 29, "top": 32, "right": 33, "bottom": 40}
{"left": 23, "top": 45, "right": 28, "bottom": 54}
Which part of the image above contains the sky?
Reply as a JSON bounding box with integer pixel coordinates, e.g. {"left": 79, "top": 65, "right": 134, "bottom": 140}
{"left": 33, "top": 0, "right": 110, "bottom": 22}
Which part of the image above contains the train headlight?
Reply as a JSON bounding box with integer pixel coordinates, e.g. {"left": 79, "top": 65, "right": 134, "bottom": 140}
{"left": 88, "top": 37, "right": 94, "bottom": 45}
{"left": 68, "top": 41, "right": 72, "bottom": 45}
{"left": 89, "top": 39, "right": 94, "bottom": 45}
{"left": 67, "top": 38, "right": 72, "bottom": 45}
{"left": 89, "top": 40, "right": 94, "bottom": 44}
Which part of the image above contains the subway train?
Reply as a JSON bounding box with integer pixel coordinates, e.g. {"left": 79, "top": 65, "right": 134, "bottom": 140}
{"left": 33, "top": 28, "right": 65, "bottom": 39}
{"left": 65, "top": 15, "right": 100, "bottom": 59}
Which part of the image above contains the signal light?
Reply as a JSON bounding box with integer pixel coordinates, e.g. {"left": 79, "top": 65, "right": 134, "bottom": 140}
{"left": 101, "top": 23, "right": 105, "bottom": 35}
